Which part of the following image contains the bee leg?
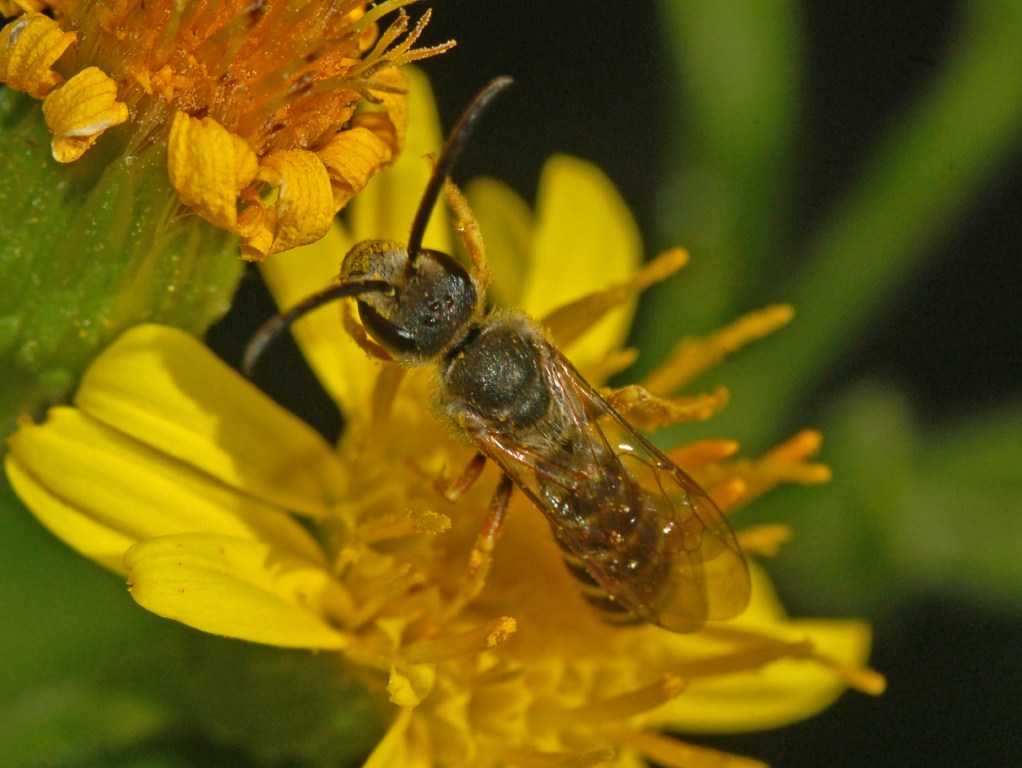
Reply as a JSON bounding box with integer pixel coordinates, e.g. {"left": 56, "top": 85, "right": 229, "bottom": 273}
{"left": 449, "top": 473, "right": 514, "bottom": 617}
{"left": 342, "top": 303, "right": 393, "bottom": 361}
{"left": 436, "top": 451, "right": 487, "bottom": 502}
{"left": 443, "top": 179, "right": 490, "bottom": 288}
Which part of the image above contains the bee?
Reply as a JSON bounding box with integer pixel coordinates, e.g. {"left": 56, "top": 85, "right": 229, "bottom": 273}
{"left": 245, "top": 77, "right": 750, "bottom": 632}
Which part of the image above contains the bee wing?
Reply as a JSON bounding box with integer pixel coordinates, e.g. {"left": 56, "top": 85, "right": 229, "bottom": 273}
{"left": 462, "top": 344, "right": 750, "bottom": 633}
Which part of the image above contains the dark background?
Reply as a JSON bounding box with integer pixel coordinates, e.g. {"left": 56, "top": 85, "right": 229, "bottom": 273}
{"left": 220, "top": 2, "right": 1022, "bottom": 765}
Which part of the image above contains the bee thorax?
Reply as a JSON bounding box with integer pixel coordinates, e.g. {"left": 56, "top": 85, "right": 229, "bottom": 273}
{"left": 441, "top": 318, "right": 551, "bottom": 429}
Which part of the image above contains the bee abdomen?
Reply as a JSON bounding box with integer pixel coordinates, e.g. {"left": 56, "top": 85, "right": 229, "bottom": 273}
{"left": 557, "top": 541, "right": 643, "bottom": 626}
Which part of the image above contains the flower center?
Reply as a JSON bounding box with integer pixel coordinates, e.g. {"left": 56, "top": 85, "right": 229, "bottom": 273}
{"left": 60, "top": 0, "right": 436, "bottom": 152}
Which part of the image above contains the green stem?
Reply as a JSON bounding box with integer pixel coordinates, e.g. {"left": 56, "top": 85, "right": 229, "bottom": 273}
{"left": 0, "top": 90, "right": 243, "bottom": 433}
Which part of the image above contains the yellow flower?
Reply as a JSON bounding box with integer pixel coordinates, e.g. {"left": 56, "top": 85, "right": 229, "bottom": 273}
{"left": 5, "top": 73, "right": 883, "bottom": 766}
{"left": 0, "top": 0, "right": 452, "bottom": 259}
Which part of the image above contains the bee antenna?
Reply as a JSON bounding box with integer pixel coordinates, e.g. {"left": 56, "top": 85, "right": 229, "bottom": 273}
{"left": 406, "top": 75, "right": 513, "bottom": 263}
{"left": 243, "top": 279, "right": 390, "bottom": 377}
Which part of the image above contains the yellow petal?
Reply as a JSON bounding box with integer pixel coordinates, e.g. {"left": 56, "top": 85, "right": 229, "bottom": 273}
{"left": 5, "top": 407, "right": 325, "bottom": 574}
{"left": 0, "top": 12, "right": 75, "bottom": 99}
{"left": 72, "top": 325, "right": 347, "bottom": 517}
{"left": 654, "top": 619, "right": 874, "bottom": 732}
{"left": 465, "top": 176, "right": 533, "bottom": 306}
{"left": 41, "top": 65, "right": 128, "bottom": 162}
{"left": 239, "top": 149, "right": 334, "bottom": 261}
{"left": 364, "top": 710, "right": 431, "bottom": 768}
{"left": 625, "top": 732, "right": 767, "bottom": 768}
{"left": 651, "top": 565, "right": 878, "bottom": 732}
{"left": 541, "top": 248, "right": 688, "bottom": 353}
{"left": 167, "top": 111, "right": 259, "bottom": 232}
{"left": 5, "top": 448, "right": 136, "bottom": 573}
{"left": 125, "top": 533, "right": 351, "bottom": 649}
{"left": 317, "top": 125, "right": 395, "bottom": 210}
{"left": 259, "top": 222, "right": 382, "bottom": 423}
{"left": 522, "top": 155, "right": 642, "bottom": 365}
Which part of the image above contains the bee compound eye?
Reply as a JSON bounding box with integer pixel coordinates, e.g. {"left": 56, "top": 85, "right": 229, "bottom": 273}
{"left": 357, "top": 249, "right": 477, "bottom": 360}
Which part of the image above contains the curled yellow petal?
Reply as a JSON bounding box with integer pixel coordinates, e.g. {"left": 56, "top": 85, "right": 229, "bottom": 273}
{"left": 240, "top": 149, "right": 334, "bottom": 261}
{"left": 317, "top": 125, "right": 395, "bottom": 210}
{"left": 167, "top": 111, "right": 259, "bottom": 232}
{"left": 0, "top": 0, "right": 50, "bottom": 15}
{"left": 387, "top": 661, "right": 437, "bottom": 707}
{"left": 356, "top": 59, "right": 409, "bottom": 155}
{"left": 125, "top": 533, "right": 352, "bottom": 649}
{"left": 41, "top": 65, "right": 128, "bottom": 162}
{"left": 349, "top": 66, "right": 448, "bottom": 248}
{"left": 0, "top": 12, "right": 75, "bottom": 99}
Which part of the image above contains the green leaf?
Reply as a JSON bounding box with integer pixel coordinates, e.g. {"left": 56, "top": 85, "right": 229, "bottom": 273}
{"left": 0, "top": 481, "right": 387, "bottom": 766}
{"left": 638, "top": 0, "right": 802, "bottom": 357}
{"left": 691, "top": 0, "right": 1022, "bottom": 447}
{"left": 743, "top": 385, "right": 1022, "bottom": 617}
{"left": 0, "top": 91, "right": 242, "bottom": 435}
{"left": 0, "top": 684, "right": 170, "bottom": 768}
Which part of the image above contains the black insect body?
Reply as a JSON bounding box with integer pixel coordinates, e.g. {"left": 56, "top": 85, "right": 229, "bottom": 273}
{"left": 245, "top": 77, "right": 750, "bottom": 633}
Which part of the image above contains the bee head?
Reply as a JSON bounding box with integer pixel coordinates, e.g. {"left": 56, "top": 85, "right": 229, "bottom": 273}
{"left": 340, "top": 239, "right": 480, "bottom": 363}
{"left": 242, "top": 77, "right": 512, "bottom": 378}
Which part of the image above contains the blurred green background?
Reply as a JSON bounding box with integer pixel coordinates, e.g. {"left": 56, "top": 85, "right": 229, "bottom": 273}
{"left": 3, "top": 0, "right": 1020, "bottom": 765}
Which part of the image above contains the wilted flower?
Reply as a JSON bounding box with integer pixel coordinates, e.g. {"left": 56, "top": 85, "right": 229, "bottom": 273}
{"left": 0, "top": 0, "right": 450, "bottom": 431}
{"left": 0, "top": 0, "right": 451, "bottom": 258}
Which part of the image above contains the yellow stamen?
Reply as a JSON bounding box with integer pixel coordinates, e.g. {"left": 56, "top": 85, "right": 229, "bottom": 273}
{"left": 811, "top": 652, "right": 888, "bottom": 696}
{"left": 492, "top": 747, "right": 616, "bottom": 768}
{"left": 666, "top": 439, "right": 740, "bottom": 470}
{"left": 625, "top": 731, "right": 768, "bottom": 768}
{"left": 542, "top": 248, "right": 689, "bottom": 348}
{"left": 672, "top": 631, "right": 815, "bottom": 679}
{"left": 708, "top": 477, "right": 747, "bottom": 513}
{"left": 404, "top": 617, "right": 517, "bottom": 663}
{"left": 42, "top": 66, "right": 129, "bottom": 162}
{"left": 358, "top": 508, "right": 452, "bottom": 543}
{"left": 604, "top": 384, "right": 729, "bottom": 430}
{"left": 737, "top": 524, "right": 793, "bottom": 557}
{"left": 701, "top": 430, "right": 831, "bottom": 512}
{"left": 563, "top": 675, "right": 687, "bottom": 724}
{"left": 643, "top": 304, "right": 795, "bottom": 394}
